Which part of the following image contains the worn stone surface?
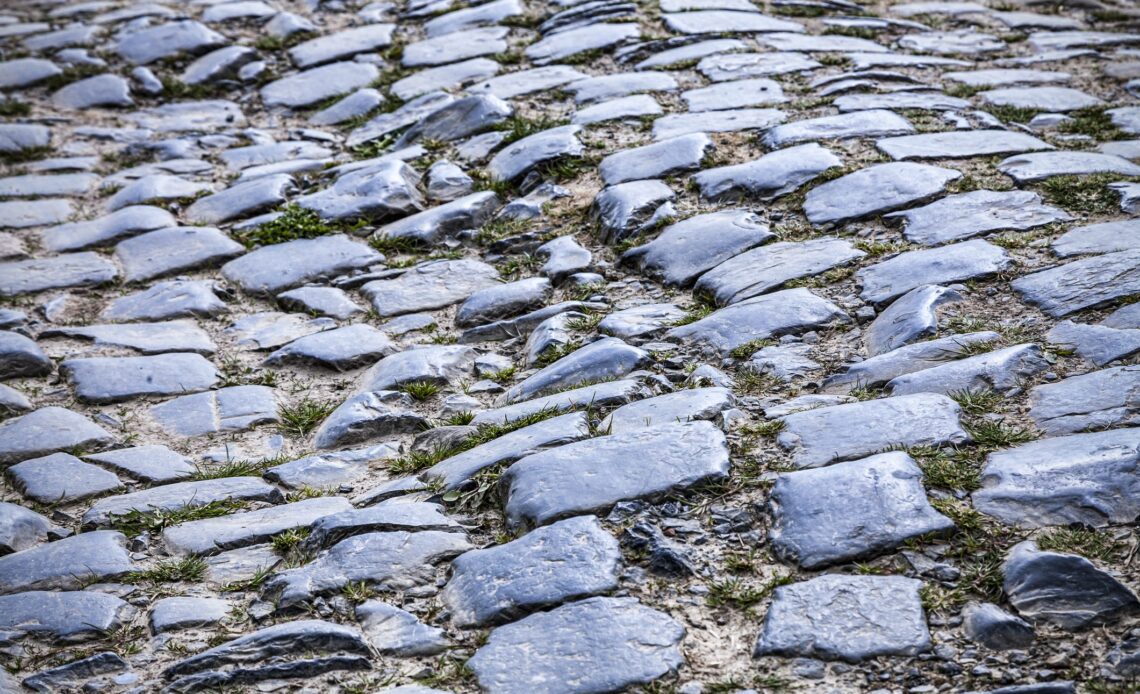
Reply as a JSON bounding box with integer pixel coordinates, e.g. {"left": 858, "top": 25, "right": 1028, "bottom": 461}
{"left": 1012, "top": 250, "right": 1140, "bottom": 317}
{"left": 1027, "top": 365, "right": 1140, "bottom": 435}
{"left": 696, "top": 237, "right": 864, "bottom": 305}
{"left": 693, "top": 143, "right": 841, "bottom": 203}
{"left": 0, "top": 531, "right": 131, "bottom": 594}
{"left": 804, "top": 162, "right": 961, "bottom": 225}
{"left": 858, "top": 239, "right": 1011, "bottom": 305}
{"left": 362, "top": 259, "right": 499, "bottom": 317}
{"left": 0, "top": 406, "right": 114, "bottom": 465}
{"left": 887, "top": 190, "right": 1069, "bottom": 246}
{"left": 623, "top": 209, "right": 773, "bottom": 287}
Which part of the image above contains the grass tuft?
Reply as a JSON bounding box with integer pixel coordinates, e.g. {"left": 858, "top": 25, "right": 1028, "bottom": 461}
{"left": 1037, "top": 526, "right": 1123, "bottom": 562}
{"left": 235, "top": 205, "right": 363, "bottom": 248}
{"left": 1038, "top": 173, "right": 1133, "bottom": 216}
{"left": 1057, "top": 105, "right": 1125, "bottom": 141}
{"left": 278, "top": 397, "right": 336, "bottom": 438}
{"left": 965, "top": 420, "right": 1039, "bottom": 447}
{"left": 949, "top": 388, "right": 1001, "bottom": 416}
{"left": 126, "top": 556, "right": 208, "bottom": 583}
{"left": 706, "top": 573, "right": 794, "bottom": 608}
{"left": 108, "top": 500, "right": 246, "bottom": 536}
{"left": 401, "top": 380, "right": 441, "bottom": 401}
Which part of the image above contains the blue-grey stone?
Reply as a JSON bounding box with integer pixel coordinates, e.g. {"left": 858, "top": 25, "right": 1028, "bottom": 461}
{"left": 85, "top": 445, "right": 195, "bottom": 483}
{"left": 7, "top": 452, "right": 122, "bottom": 503}
{"left": 61, "top": 353, "right": 217, "bottom": 404}
{"left": 82, "top": 477, "right": 283, "bottom": 529}
{"left": 149, "top": 386, "right": 278, "bottom": 437}
{"left": 0, "top": 252, "right": 116, "bottom": 296}
{"left": 0, "top": 531, "right": 131, "bottom": 594}
{"left": 0, "top": 406, "right": 114, "bottom": 465}
{"left": 0, "top": 591, "right": 129, "bottom": 642}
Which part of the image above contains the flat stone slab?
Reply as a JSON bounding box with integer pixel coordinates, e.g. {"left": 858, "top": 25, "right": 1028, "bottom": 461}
{"left": 164, "top": 497, "right": 352, "bottom": 556}
{"left": 834, "top": 91, "right": 970, "bottom": 112}
{"left": 468, "top": 596, "right": 684, "bottom": 694}
{"left": 763, "top": 109, "right": 913, "bottom": 148}
{"left": 0, "top": 331, "right": 50, "bottom": 379}
{"left": 526, "top": 23, "right": 638, "bottom": 64}
{"left": 420, "top": 412, "right": 590, "bottom": 492}
{"left": 777, "top": 393, "right": 970, "bottom": 468}
{"left": 886, "top": 343, "right": 1049, "bottom": 396}
{"left": 223, "top": 235, "right": 380, "bottom": 296}
{"left": 261, "top": 62, "right": 379, "bottom": 108}
{"left": 593, "top": 179, "right": 676, "bottom": 244}
{"left": 289, "top": 24, "right": 394, "bottom": 68}
{"left": 359, "top": 345, "right": 476, "bottom": 391}
{"left": 596, "top": 303, "right": 684, "bottom": 339}
{"left": 682, "top": 77, "right": 786, "bottom": 112}
{"left": 858, "top": 239, "right": 1011, "bottom": 305}
{"left": 488, "top": 125, "right": 583, "bottom": 183}
{"left": 39, "top": 205, "right": 175, "bottom": 253}
{"left": 696, "top": 237, "right": 864, "bottom": 305}
{"left": 981, "top": 86, "right": 1101, "bottom": 112}
{"left": 0, "top": 591, "right": 129, "bottom": 641}
{"left": 0, "top": 58, "right": 61, "bottom": 88}
{"left": 804, "top": 162, "right": 961, "bottom": 226}
{"left": 1012, "top": 250, "right": 1140, "bottom": 317}
{"left": 164, "top": 620, "right": 371, "bottom": 678}
{"left": 297, "top": 161, "right": 423, "bottom": 221}
{"left": 470, "top": 66, "right": 587, "bottom": 100}
{"left": 622, "top": 209, "right": 773, "bottom": 287}
{"left": 567, "top": 73, "right": 677, "bottom": 105}
{"left": 877, "top": 130, "right": 1052, "bottom": 161}
{"left": 0, "top": 502, "right": 60, "bottom": 555}
{"left": 573, "top": 94, "right": 662, "bottom": 126}
{"left": 302, "top": 502, "right": 460, "bottom": 550}
{"left": 770, "top": 452, "right": 954, "bottom": 569}
{"left": 974, "top": 428, "right": 1140, "bottom": 528}
{"left": 457, "top": 277, "right": 552, "bottom": 328}
{"left": 185, "top": 174, "right": 293, "bottom": 225}
{"left": 226, "top": 312, "right": 335, "bottom": 351}
{"left": 697, "top": 51, "right": 819, "bottom": 81}
{"left": 115, "top": 227, "right": 243, "bottom": 283}
{"left": 863, "top": 285, "right": 962, "bottom": 356}
{"left": 264, "top": 324, "right": 397, "bottom": 371}
{"left": 124, "top": 99, "right": 246, "bottom": 132}
{"left": 0, "top": 200, "right": 74, "bottom": 231}
{"left": 693, "top": 143, "right": 840, "bottom": 203}
{"left": 998, "top": 152, "right": 1140, "bottom": 182}
{"left": 1028, "top": 365, "right": 1139, "bottom": 435}
{"left": 0, "top": 406, "right": 114, "bottom": 465}
{"left": 663, "top": 10, "right": 804, "bottom": 33}
{"left": 1046, "top": 320, "right": 1140, "bottom": 366}
{"left": 443, "top": 515, "right": 620, "bottom": 627}
{"left": 312, "top": 391, "right": 427, "bottom": 450}
{"left": 114, "top": 20, "right": 226, "bottom": 65}
{"left": 0, "top": 531, "right": 131, "bottom": 594}
{"left": 149, "top": 385, "right": 277, "bottom": 437}
{"left": 362, "top": 259, "right": 499, "bottom": 317}
{"left": 61, "top": 353, "right": 217, "bottom": 404}
{"left": 357, "top": 600, "right": 448, "bottom": 656}
{"left": 402, "top": 26, "right": 508, "bottom": 67}
{"left": 1003, "top": 541, "right": 1140, "bottom": 630}
{"left": 264, "top": 531, "right": 472, "bottom": 608}
{"left": 52, "top": 74, "right": 132, "bottom": 110}
{"left": 502, "top": 337, "right": 648, "bottom": 403}
{"left": 599, "top": 387, "right": 735, "bottom": 434}
{"left": 85, "top": 445, "right": 195, "bottom": 484}
{"left": 83, "top": 477, "right": 282, "bottom": 528}
{"left": 825, "top": 331, "right": 1000, "bottom": 391}
{"left": 652, "top": 108, "right": 786, "bottom": 140}
{"left": 471, "top": 378, "right": 650, "bottom": 426}
{"left": 1053, "top": 220, "right": 1140, "bottom": 258}
{"left": 599, "top": 133, "right": 712, "bottom": 186}
{"left": 43, "top": 320, "right": 215, "bottom": 356}
{"left": 151, "top": 596, "right": 229, "bottom": 634}
{"left": 101, "top": 280, "right": 227, "bottom": 323}
{"left": 0, "top": 252, "right": 117, "bottom": 296}
{"left": 8, "top": 452, "right": 122, "bottom": 504}
{"left": 754, "top": 574, "right": 931, "bottom": 662}
{"left": 503, "top": 421, "right": 729, "bottom": 529}
{"left": 887, "top": 190, "right": 1069, "bottom": 246}
{"left": 666, "top": 288, "right": 846, "bottom": 355}
{"left": 264, "top": 444, "right": 398, "bottom": 490}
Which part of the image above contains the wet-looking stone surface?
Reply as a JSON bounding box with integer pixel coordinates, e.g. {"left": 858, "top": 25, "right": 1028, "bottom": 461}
{"left": 0, "top": 0, "right": 1137, "bottom": 691}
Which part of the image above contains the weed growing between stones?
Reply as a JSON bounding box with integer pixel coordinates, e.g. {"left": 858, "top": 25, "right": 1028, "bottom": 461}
{"left": 278, "top": 397, "right": 336, "bottom": 437}
{"left": 126, "top": 556, "right": 208, "bottom": 584}
{"left": 1038, "top": 173, "right": 1137, "bottom": 216}
{"left": 108, "top": 500, "right": 248, "bottom": 536}
{"left": 401, "top": 380, "right": 441, "bottom": 401}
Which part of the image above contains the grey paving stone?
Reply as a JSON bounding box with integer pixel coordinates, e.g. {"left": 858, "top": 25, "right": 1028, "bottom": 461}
{"left": 261, "top": 62, "right": 380, "bottom": 108}
{"left": 982, "top": 86, "right": 1101, "bottom": 112}
{"left": 0, "top": 252, "right": 116, "bottom": 296}
{"left": 599, "top": 387, "right": 735, "bottom": 434}
{"left": 149, "top": 385, "right": 278, "bottom": 438}
{"left": 526, "top": 23, "right": 639, "bottom": 64}
{"left": 0, "top": 591, "right": 129, "bottom": 642}
{"left": 503, "top": 421, "right": 729, "bottom": 529}
{"left": 7, "top": 452, "right": 122, "bottom": 504}
{"left": 599, "top": 133, "right": 713, "bottom": 186}
{"left": 151, "top": 597, "right": 229, "bottom": 634}
{"left": 296, "top": 160, "right": 423, "bottom": 221}
{"left": 962, "top": 602, "right": 1035, "bottom": 651}
{"left": 61, "top": 353, "right": 217, "bottom": 404}
{"left": 263, "top": 444, "right": 398, "bottom": 490}
{"left": 420, "top": 412, "right": 590, "bottom": 492}
{"left": 592, "top": 179, "right": 676, "bottom": 244}
{"left": 357, "top": 601, "right": 448, "bottom": 656}
{"left": 1028, "top": 365, "right": 1140, "bottom": 435}
{"left": 754, "top": 574, "right": 931, "bottom": 662}
{"left": 944, "top": 68, "right": 1070, "bottom": 86}
{"left": 378, "top": 190, "right": 500, "bottom": 244}
{"left": 488, "top": 125, "right": 583, "bottom": 183}
{"left": 82, "top": 477, "right": 283, "bottom": 528}
{"left": 1012, "top": 250, "right": 1140, "bottom": 317}
{"left": 622, "top": 209, "right": 773, "bottom": 287}
{"left": 0, "top": 331, "right": 50, "bottom": 379}
{"left": 0, "top": 200, "right": 74, "bottom": 230}
{"left": 887, "top": 190, "right": 1069, "bottom": 246}
{"left": 1047, "top": 320, "right": 1140, "bottom": 366}
{"left": 762, "top": 109, "right": 913, "bottom": 148}
{"left": 468, "top": 596, "right": 683, "bottom": 693}
{"left": 312, "top": 391, "right": 426, "bottom": 450}
{"left": 537, "top": 235, "right": 591, "bottom": 282}
{"left": 0, "top": 58, "right": 61, "bottom": 88}
{"left": 223, "top": 234, "right": 380, "bottom": 296}
{"left": 696, "top": 237, "right": 864, "bottom": 305}
{"left": 651, "top": 107, "right": 786, "bottom": 140}
{"left": 123, "top": 99, "right": 247, "bottom": 132}
{"left": 693, "top": 143, "right": 840, "bottom": 203}
{"left": 826, "top": 331, "right": 1001, "bottom": 391}
{"left": 52, "top": 73, "right": 132, "bottom": 110}
{"left": 863, "top": 285, "right": 962, "bottom": 356}
{"left": 663, "top": 10, "right": 803, "bottom": 33}
{"left": 637, "top": 37, "right": 745, "bottom": 69}
{"left": 804, "top": 162, "right": 961, "bottom": 226}
{"left": 833, "top": 91, "right": 970, "bottom": 112}
{"left": 974, "top": 428, "right": 1140, "bottom": 528}
{"left": 24, "top": 650, "right": 127, "bottom": 692}
{"left": 469, "top": 65, "right": 586, "bottom": 100}
{"left": 456, "top": 277, "right": 552, "bottom": 328}
{"left": 264, "top": 531, "right": 471, "bottom": 608}
{"left": 857, "top": 239, "right": 1011, "bottom": 305}
{"left": 115, "top": 226, "right": 243, "bottom": 283}
{"left": 101, "top": 280, "right": 227, "bottom": 322}
{"left": 85, "top": 445, "right": 195, "bottom": 484}
{"left": 0, "top": 531, "right": 131, "bottom": 594}
{"left": 310, "top": 88, "right": 385, "bottom": 127}
{"left": 573, "top": 94, "right": 662, "bottom": 125}
{"left": 264, "top": 324, "right": 396, "bottom": 371}
{"left": 164, "top": 497, "right": 352, "bottom": 557}
{"left": 1103, "top": 303, "right": 1140, "bottom": 330}
{"left": 877, "top": 130, "right": 1053, "bottom": 161}
{"left": 402, "top": 27, "right": 508, "bottom": 67}
{"left": 182, "top": 45, "right": 258, "bottom": 85}
{"left": 886, "top": 343, "right": 1049, "bottom": 396}
{"left": 597, "top": 303, "right": 684, "bottom": 339}
{"left": 444, "top": 515, "right": 619, "bottom": 627}
{"left": 164, "top": 620, "right": 371, "bottom": 678}
{"left": 0, "top": 502, "right": 60, "bottom": 555}
{"left": 1003, "top": 541, "right": 1140, "bottom": 629}
{"left": 114, "top": 20, "right": 226, "bottom": 65}
{"left": 346, "top": 92, "right": 456, "bottom": 148}
{"left": 185, "top": 174, "right": 293, "bottom": 225}
{"left": 288, "top": 24, "right": 395, "bottom": 68}
{"left": 502, "top": 337, "right": 648, "bottom": 403}
{"left": 682, "top": 77, "right": 786, "bottom": 112}
{"left": 697, "top": 51, "right": 818, "bottom": 81}
{"left": 226, "top": 312, "right": 334, "bottom": 351}
{"left": 362, "top": 259, "right": 500, "bottom": 316}
{"left": 277, "top": 287, "right": 364, "bottom": 320}
{"left": 0, "top": 383, "right": 31, "bottom": 414}
{"left": 0, "top": 123, "right": 51, "bottom": 154}
{"left": 426, "top": 0, "right": 522, "bottom": 36}
{"left": 42, "top": 320, "right": 215, "bottom": 356}
{"left": 359, "top": 344, "right": 477, "bottom": 391}
{"left": 0, "top": 406, "right": 114, "bottom": 465}
{"left": 564, "top": 73, "right": 677, "bottom": 105}
{"left": 998, "top": 151, "right": 1140, "bottom": 182}
{"left": 472, "top": 378, "right": 650, "bottom": 426}
{"left": 425, "top": 160, "right": 475, "bottom": 201}
{"left": 777, "top": 393, "right": 970, "bottom": 468}
{"left": 667, "top": 288, "right": 846, "bottom": 355}
{"left": 40, "top": 205, "right": 175, "bottom": 252}
{"left": 769, "top": 452, "right": 954, "bottom": 568}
